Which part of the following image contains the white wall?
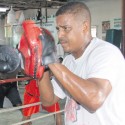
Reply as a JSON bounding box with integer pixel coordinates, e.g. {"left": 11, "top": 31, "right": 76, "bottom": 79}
{"left": 0, "top": 0, "right": 122, "bottom": 45}
{"left": 86, "top": 0, "right": 122, "bottom": 38}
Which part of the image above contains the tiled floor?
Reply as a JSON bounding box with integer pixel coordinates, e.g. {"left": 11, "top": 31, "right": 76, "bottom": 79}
{"left": 0, "top": 85, "right": 65, "bottom": 125}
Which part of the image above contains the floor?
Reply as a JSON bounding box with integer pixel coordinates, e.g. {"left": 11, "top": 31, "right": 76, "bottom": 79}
{"left": 0, "top": 84, "right": 65, "bottom": 125}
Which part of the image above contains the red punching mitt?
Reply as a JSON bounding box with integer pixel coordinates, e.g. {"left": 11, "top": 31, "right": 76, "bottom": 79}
{"left": 18, "top": 20, "right": 44, "bottom": 78}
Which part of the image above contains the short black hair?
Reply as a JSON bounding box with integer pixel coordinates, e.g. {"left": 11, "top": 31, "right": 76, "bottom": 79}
{"left": 56, "top": 2, "right": 90, "bottom": 18}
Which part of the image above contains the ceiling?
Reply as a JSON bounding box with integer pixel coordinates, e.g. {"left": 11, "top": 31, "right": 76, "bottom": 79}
{"left": 0, "top": 0, "right": 115, "bottom": 10}
{"left": 0, "top": 0, "right": 92, "bottom": 16}
{"left": 0, "top": 0, "right": 68, "bottom": 10}
{"left": 0, "top": 0, "right": 114, "bottom": 15}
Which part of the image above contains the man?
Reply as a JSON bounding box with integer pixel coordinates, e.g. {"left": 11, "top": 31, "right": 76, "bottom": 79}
{"left": 0, "top": 45, "right": 22, "bottom": 112}
{"left": 1, "top": 2, "right": 125, "bottom": 124}
{"left": 0, "top": 81, "right": 22, "bottom": 109}
{"left": 38, "top": 2, "right": 125, "bottom": 125}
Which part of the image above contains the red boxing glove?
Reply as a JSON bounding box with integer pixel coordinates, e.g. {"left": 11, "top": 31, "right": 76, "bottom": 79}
{"left": 18, "top": 20, "right": 44, "bottom": 78}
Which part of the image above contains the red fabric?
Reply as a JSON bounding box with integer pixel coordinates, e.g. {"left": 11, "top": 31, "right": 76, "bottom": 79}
{"left": 23, "top": 80, "right": 40, "bottom": 116}
{"left": 23, "top": 80, "right": 60, "bottom": 116}
{"left": 42, "top": 102, "right": 60, "bottom": 113}
{"left": 18, "top": 20, "right": 44, "bottom": 78}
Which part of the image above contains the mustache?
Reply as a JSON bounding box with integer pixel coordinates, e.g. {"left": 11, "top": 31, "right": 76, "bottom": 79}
{"left": 59, "top": 38, "right": 67, "bottom": 43}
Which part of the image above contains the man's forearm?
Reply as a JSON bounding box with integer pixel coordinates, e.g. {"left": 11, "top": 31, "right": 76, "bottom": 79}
{"left": 39, "top": 71, "right": 55, "bottom": 106}
{"left": 48, "top": 63, "right": 112, "bottom": 112}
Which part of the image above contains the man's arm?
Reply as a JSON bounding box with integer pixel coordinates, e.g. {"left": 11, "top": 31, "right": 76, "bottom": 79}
{"left": 47, "top": 63, "right": 112, "bottom": 113}
{"left": 39, "top": 71, "right": 60, "bottom": 106}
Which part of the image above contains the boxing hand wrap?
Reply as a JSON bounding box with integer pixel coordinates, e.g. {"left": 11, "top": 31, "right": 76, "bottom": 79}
{"left": 18, "top": 20, "right": 44, "bottom": 78}
{"left": 0, "top": 45, "right": 21, "bottom": 79}
{"left": 40, "top": 28, "right": 58, "bottom": 67}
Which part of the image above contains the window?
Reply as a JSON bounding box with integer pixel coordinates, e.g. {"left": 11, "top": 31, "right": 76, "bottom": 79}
{"left": 91, "top": 26, "right": 97, "bottom": 37}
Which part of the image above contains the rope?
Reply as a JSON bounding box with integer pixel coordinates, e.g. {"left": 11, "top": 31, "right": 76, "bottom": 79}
{"left": 12, "top": 109, "right": 65, "bottom": 125}
{"left": 0, "top": 102, "right": 41, "bottom": 113}
{"left": 0, "top": 95, "right": 65, "bottom": 125}
{"left": 0, "top": 77, "right": 32, "bottom": 84}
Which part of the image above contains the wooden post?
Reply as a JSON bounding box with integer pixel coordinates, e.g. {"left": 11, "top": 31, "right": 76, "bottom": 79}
{"left": 121, "top": 0, "right": 125, "bottom": 57}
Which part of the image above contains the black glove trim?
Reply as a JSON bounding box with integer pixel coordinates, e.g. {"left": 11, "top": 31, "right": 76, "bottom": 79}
{"left": 44, "top": 65, "right": 50, "bottom": 72}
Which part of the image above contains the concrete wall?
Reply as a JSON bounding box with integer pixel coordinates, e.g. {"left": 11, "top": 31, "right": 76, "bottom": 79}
{"left": 0, "top": 18, "right": 6, "bottom": 44}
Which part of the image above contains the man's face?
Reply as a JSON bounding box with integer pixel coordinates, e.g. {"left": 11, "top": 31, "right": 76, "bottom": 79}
{"left": 56, "top": 14, "right": 86, "bottom": 56}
